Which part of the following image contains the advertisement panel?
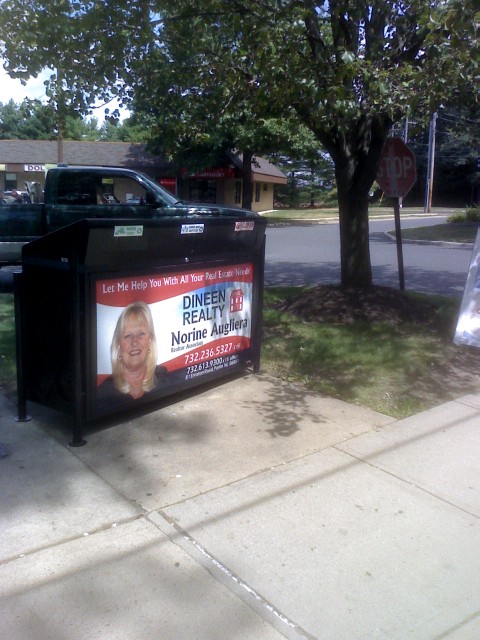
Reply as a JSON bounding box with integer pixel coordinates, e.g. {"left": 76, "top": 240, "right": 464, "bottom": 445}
{"left": 454, "top": 229, "right": 480, "bottom": 347}
{"left": 94, "top": 261, "right": 254, "bottom": 415}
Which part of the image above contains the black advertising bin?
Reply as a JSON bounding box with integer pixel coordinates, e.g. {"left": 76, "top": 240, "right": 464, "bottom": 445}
{"left": 15, "top": 215, "right": 266, "bottom": 445}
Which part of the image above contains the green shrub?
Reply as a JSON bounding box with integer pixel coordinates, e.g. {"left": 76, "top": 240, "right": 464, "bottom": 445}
{"left": 448, "top": 208, "right": 480, "bottom": 223}
{"left": 466, "top": 207, "right": 480, "bottom": 222}
{"left": 447, "top": 212, "right": 466, "bottom": 223}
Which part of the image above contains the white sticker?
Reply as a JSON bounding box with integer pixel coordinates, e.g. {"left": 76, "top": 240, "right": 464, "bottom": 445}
{"left": 181, "top": 224, "right": 205, "bottom": 235}
{"left": 235, "top": 221, "right": 255, "bottom": 232}
{"left": 114, "top": 225, "right": 144, "bottom": 237}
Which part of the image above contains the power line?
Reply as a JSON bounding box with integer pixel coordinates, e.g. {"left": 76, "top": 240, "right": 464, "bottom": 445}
{"left": 437, "top": 114, "right": 480, "bottom": 126}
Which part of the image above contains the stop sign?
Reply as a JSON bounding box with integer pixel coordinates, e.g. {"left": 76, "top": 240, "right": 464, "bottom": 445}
{"left": 376, "top": 137, "right": 417, "bottom": 198}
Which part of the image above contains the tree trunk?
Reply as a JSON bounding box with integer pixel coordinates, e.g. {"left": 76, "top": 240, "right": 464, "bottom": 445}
{"left": 337, "top": 174, "right": 372, "bottom": 287}
{"left": 289, "top": 170, "right": 297, "bottom": 208}
{"left": 242, "top": 149, "right": 253, "bottom": 210}
{"left": 327, "top": 116, "right": 392, "bottom": 287}
{"left": 310, "top": 162, "right": 315, "bottom": 208}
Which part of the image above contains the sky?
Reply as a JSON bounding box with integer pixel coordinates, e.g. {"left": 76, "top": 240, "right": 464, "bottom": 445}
{"left": 1, "top": 70, "right": 49, "bottom": 105}
{"left": 1, "top": 68, "right": 126, "bottom": 124}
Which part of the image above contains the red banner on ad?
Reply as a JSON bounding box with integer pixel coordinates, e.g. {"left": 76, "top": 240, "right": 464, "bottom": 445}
{"left": 96, "top": 263, "right": 254, "bottom": 307}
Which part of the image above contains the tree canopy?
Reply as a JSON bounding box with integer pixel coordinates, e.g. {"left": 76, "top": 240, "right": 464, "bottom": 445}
{"left": 1, "top": 0, "right": 478, "bottom": 285}
{"left": 0, "top": 98, "right": 143, "bottom": 141}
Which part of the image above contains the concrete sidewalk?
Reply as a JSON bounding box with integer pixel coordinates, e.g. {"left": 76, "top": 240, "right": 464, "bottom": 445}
{"left": 1, "top": 373, "right": 479, "bottom": 639}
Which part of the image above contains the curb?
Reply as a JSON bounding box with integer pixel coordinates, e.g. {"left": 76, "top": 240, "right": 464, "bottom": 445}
{"left": 383, "top": 231, "right": 474, "bottom": 249}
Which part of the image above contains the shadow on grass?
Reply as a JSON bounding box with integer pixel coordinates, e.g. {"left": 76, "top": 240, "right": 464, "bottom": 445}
{"left": 262, "top": 286, "right": 480, "bottom": 418}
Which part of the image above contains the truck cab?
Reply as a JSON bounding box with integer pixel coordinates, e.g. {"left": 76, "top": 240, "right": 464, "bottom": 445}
{"left": 44, "top": 165, "right": 183, "bottom": 228}
{"left": 0, "top": 165, "right": 258, "bottom": 265}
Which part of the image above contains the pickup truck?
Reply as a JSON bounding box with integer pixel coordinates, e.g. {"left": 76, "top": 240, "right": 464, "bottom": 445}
{"left": 0, "top": 165, "right": 258, "bottom": 265}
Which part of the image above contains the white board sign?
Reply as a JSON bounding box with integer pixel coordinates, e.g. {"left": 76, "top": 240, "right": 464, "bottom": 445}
{"left": 454, "top": 228, "right": 480, "bottom": 347}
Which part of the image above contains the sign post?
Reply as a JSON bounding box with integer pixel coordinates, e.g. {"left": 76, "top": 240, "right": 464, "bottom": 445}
{"left": 376, "top": 137, "right": 417, "bottom": 291}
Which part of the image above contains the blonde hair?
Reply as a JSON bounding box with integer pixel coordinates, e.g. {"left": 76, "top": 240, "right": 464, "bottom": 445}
{"left": 110, "top": 301, "right": 158, "bottom": 395}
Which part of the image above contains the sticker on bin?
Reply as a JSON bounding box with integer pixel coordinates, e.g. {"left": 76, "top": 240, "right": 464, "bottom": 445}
{"left": 235, "top": 221, "right": 255, "bottom": 231}
{"left": 181, "top": 224, "right": 205, "bottom": 235}
{"left": 114, "top": 225, "right": 144, "bottom": 237}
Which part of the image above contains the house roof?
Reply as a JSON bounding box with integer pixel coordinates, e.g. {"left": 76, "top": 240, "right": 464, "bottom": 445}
{"left": 0, "top": 139, "right": 169, "bottom": 169}
{"left": 0, "top": 139, "right": 287, "bottom": 183}
{"left": 231, "top": 152, "right": 287, "bottom": 184}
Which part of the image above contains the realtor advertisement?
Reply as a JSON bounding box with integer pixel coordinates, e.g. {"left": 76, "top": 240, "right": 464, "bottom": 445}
{"left": 94, "top": 262, "right": 254, "bottom": 413}
{"left": 454, "top": 229, "right": 480, "bottom": 347}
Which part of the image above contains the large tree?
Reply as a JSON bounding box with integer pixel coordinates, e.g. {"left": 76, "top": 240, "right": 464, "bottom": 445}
{"left": 1, "top": 1, "right": 478, "bottom": 285}
{"left": 0, "top": 99, "right": 57, "bottom": 139}
{"left": 146, "top": 0, "right": 478, "bottom": 285}
{"left": 127, "top": 23, "right": 319, "bottom": 209}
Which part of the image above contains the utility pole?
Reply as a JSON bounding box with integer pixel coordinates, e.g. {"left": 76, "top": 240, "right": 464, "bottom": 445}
{"left": 400, "top": 111, "right": 409, "bottom": 208}
{"left": 56, "top": 66, "right": 64, "bottom": 164}
{"left": 424, "top": 112, "right": 437, "bottom": 213}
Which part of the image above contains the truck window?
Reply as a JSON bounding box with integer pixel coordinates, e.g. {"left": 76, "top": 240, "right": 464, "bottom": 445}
{"left": 55, "top": 172, "right": 152, "bottom": 206}
{"left": 57, "top": 173, "right": 97, "bottom": 205}
{"left": 110, "top": 176, "right": 149, "bottom": 204}
{"left": 97, "top": 175, "right": 150, "bottom": 205}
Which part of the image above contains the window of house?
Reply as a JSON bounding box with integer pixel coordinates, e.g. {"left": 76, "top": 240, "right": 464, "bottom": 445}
{"left": 5, "top": 173, "right": 17, "bottom": 191}
{"left": 235, "top": 181, "right": 242, "bottom": 204}
{"left": 189, "top": 179, "right": 217, "bottom": 204}
{"left": 255, "top": 183, "right": 261, "bottom": 202}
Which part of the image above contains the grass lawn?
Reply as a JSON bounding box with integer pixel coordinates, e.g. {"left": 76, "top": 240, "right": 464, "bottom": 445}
{"left": 262, "top": 206, "right": 454, "bottom": 223}
{"left": 399, "top": 223, "right": 478, "bottom": 244}
{"left": 0, "top": 294, "right": 16, "bottom": 393}
{"left": 260, "top": 286, "right": 478, "bottom": 419}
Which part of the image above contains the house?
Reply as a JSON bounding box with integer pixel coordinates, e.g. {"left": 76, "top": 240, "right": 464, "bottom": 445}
{"left": 0, "top": 140, "right": 286, "bottom": 212}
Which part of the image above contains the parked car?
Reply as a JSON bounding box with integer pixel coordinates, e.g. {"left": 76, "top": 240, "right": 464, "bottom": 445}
{"left": 2, "top": 190, "right": 31, "bottom": 205}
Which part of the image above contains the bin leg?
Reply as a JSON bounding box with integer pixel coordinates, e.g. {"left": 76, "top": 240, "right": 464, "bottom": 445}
{"left": 14, "top": 272, "right": 31, "bottom": 423}
{"left": 68, "top": 252, "right": 87, "bottom": 447}
{"left": 252, "top": 236, "right": 266, "bottom": 374}
{"left": 69, "top": 414, "right": 87, "bottom": 447}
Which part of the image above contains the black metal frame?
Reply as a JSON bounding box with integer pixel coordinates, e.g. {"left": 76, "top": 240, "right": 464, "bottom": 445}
{"left": 15, "top": 217, "right": 266, "bottom": 446}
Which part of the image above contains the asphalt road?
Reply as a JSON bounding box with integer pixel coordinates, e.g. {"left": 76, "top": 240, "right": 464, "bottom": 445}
{"left": 0, "top": 215, "right": 473, "bottom": 296}
{"left": 265, "top": 215, "right": 473, "bottom": 296}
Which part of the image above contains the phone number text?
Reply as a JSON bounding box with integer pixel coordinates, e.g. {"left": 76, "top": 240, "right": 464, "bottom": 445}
{"left": 184, "top": 342, "right": 234, "bottom": 365}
